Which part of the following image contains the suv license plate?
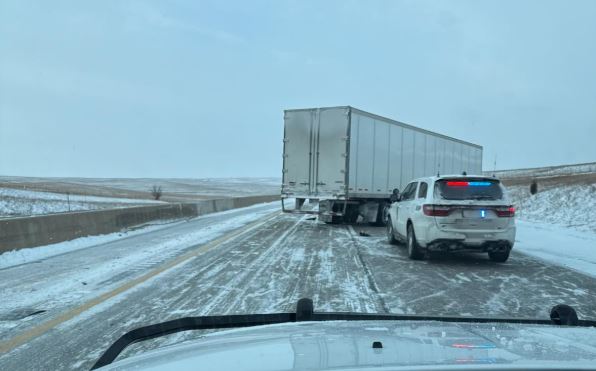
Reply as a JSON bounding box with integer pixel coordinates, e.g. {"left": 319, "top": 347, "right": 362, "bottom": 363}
{"left": 463, "top": 209, "right": 488, "bottom": 219}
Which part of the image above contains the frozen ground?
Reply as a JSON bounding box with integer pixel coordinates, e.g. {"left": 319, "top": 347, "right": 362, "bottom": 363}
{"left": 2, "top": 205, "right": 596, "bottom": 370}
{"left": 0, "top": 163, "right": 594, "bottom": 370}
{"left": 0, "top": 187, "right": 164, "bottom": 218}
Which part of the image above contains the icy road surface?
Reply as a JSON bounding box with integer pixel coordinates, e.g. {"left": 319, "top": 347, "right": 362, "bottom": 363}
{"left": 1, "top": 205, "right": 596, "bottom": 370}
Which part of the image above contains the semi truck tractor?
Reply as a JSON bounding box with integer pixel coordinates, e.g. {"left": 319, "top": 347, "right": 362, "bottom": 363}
{"left": 281, "top": 106, "right": 483, "bottom": 224}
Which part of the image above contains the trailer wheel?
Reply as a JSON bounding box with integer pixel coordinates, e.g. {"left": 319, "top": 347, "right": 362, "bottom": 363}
{"left": 344, "top": 204, "right": 359, "bottom": 224}
{"left": 322, "top": 202, "right": 344, "bottom": 224}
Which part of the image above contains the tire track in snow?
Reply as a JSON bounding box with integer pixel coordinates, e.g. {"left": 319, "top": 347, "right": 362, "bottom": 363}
{"left": 199, "top": 215, "right": 305, "bottom": 315}
{"left": 135, "top": 215, "right": 296, "bottom": 316}
{"left": 346, "top": 225, "right": 390, "bottom": 314}
{"left": 269, "top": 220, "right": 389, "bottom": 314}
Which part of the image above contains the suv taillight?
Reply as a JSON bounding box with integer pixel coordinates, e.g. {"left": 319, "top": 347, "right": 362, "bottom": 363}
{"left": 423, "top": 204, "right": 451, "bottom": 217}
{"left": 495, "top": 206, "right": 515, "bottom": 217}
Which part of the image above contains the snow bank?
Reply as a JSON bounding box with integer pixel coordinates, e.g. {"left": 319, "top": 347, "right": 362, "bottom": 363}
{"left": 506, "top": 182, "right": 596, "bottom": 276}
{"left": 507, "top": 184, "right": 596, "bottom": 233}
{"left": 0, "top": 203, "right": 279, "bottom": 315}
{"left": 0, "top": 220, "right": 182, "bottom": 269}
{"left": 515, "top": 221, "right": 596, "bottom": 279}
{"left": 0, "top": 201, "right": 278, "bottom": 270}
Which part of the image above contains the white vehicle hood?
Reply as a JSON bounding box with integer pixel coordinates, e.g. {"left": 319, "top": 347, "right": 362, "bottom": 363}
{"left": 102, "top": 320, "right": 596, "bottom": 370}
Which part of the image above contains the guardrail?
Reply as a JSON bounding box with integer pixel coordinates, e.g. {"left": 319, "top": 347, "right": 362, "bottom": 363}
{"left": 484, "top": 161, "right": 596, "bottom": 179}
{"left": 0, "top": 195, "right": 278, "bottom": 253}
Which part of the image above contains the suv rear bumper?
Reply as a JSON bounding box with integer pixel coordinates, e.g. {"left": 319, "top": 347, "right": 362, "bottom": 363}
{"left": 425, "top": 239, "right": 512, "bottom": 253}
{"left": 418, "top": 224, "right": 516, "bottom": 250}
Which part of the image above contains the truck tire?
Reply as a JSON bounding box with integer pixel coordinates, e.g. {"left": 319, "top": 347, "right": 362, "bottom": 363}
{"left": 374, "top": 203, "right": 389, "bottom": 227}
{"left": 345, "top": 204, "right": 360, "bottom": 224}
{"left": 386, "top": 217, "right": 398, "bottom": 245}
{"left": 488, "top": 250, "right": 510, "bottom": 262}
{"left": 407, "top": 224, "right": 425, "bottom": 260}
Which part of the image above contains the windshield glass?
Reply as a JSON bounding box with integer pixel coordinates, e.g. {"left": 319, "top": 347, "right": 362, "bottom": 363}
{"left": 435, "top": 178, "right": 504, "bottom": 200}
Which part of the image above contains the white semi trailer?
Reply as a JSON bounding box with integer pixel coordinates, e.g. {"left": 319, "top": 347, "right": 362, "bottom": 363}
{"left": 281, "top": 106, "right": 483, "bottom": 224}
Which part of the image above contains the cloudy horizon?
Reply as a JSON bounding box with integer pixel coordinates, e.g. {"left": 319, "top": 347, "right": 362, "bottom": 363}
{"left": 1, "top": 0, "right": 595, "bottom": 178}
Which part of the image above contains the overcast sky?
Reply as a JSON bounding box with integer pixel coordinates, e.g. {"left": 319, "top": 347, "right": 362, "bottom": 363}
{"left": 1, "top": 0, "right": 595, "bottom": 178}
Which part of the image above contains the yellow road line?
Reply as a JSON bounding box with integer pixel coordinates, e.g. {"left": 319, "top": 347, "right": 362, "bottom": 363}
{"left": 0, "top": 211, "right": 282, "bottom": 354}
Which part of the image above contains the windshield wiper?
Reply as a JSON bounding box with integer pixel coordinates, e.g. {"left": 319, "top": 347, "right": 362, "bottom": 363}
{"left": 91, "top": 299, "right": 595, "bottom": 370}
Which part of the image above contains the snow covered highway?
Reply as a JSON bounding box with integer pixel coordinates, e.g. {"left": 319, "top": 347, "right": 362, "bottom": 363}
{"left": 1, "top": 202, "right": 596, "bottom": 370}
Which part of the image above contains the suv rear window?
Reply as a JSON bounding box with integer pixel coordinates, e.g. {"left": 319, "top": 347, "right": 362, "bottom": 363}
{"left": 435, "top": 178, "right": 503, "bottom": 200}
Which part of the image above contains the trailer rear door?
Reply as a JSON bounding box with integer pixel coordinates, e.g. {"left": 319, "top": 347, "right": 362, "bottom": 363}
{"left": 283, "top": 108, "right": 349, "bottom": 197}
{"left": 283, "top": 110, "right": 314, "bottom": 195}
{"left": 316, "top": 108, "right": 349, "bottom": 196}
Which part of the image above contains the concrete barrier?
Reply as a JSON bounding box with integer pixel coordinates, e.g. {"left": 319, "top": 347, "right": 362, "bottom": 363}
{"left": 0, "top": 195, "right": 279, "bottom": 253}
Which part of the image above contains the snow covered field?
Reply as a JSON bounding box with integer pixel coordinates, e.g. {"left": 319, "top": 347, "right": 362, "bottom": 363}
{"left": 0, "top": 176, "right": 280, "bottom": 217}
{"left": 48, "top": 176, "right": 281, "bottom": 197}
{"left": 507, "top": 184, "right": 596, "bottom": 234}
{"left": 0, "top": 187, "right": 163, "bottom": 217}
{"left": 0, "top": 176, "right": 280, "bottom": 201}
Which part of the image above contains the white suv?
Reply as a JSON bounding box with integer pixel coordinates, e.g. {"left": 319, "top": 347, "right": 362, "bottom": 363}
{"left": 386, "top": 175, "right": 516, "bottom": 262}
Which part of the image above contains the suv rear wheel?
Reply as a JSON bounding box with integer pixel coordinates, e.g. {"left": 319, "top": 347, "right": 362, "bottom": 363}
{"left": 374, "top": 202, "right": 389, "bottom": 226}
{"left": 386, "top": 217, "right": 398, "bottom": 245}
{"left": 407, "top": 224, "right": 425, "bottom": 260}
{"left": 488, "top": 250, "right": 510, "bottom": 262}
